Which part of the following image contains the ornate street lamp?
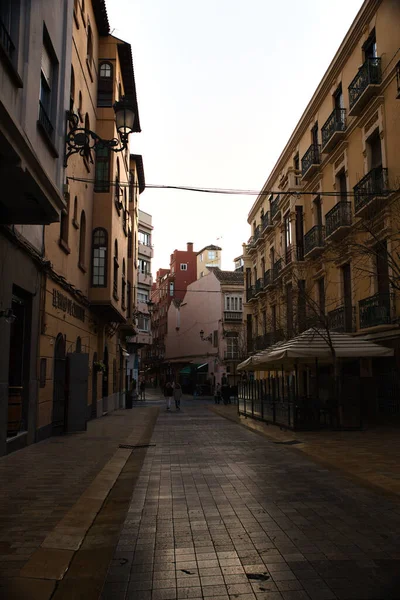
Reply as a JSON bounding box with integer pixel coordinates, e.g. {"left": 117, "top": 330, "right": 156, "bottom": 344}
{"left": 65, "top": 96, "right": 135, "bottom": 166}
{"left": 146, "top": 300, "right": 155, "bottom": 315}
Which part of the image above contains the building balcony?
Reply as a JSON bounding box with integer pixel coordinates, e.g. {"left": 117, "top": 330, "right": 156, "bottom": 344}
{"left": 287, "top": 169, "right": 303, "bottom": 190}
{"left": 328, "top": 305, "right": 355, "bottom": 332}
{"left": 223, "top": 311, "right": 243, "bottom": 322}
{"left": 283, "top": 244, "right": 304, "bottom": 270}
{"left": 138, "top": 242, "right": 153, "bottom": 258}
{"left": 270, "top": 195, "right": 281, "bottom": 221}
{"left": 253, "top": 224, "right": 262, "bottom": 246}
{"left": 137, "top": 300, "right": 150, "bottom": 314}
{"left": 255, "top": 277, "right": 263, "bottom": 296}
{"left": 321, "top": 108, "right": 347, "bottom": 153}
{"left": 138, "top": 272, "right": 153, "bottom": 286}
{"left": 246, "top": 286, "right": 255, "bottom": 302}
{"left": 301, "top": 144, "right": 321, "bottom": 180}
{"left": 348, "top": 57, "right": 382, "bottom": 116}
{"left": 359, "top": 293, "right": 393, "bottom": 329}
{"left": 246, "top": 235, "right": 256, "bottom": 254}
{"left": 133, "top": 331, "right": 152, "bottom": 346}
{"left": 261, "top": 211, "right": 272, "bottom": 232}
{"left": 353, "top": 166, "right": 389, "bottom": 216}
{"left": 273, "top": 258, "right": 283, "bottom": 281}
{"left": 263, "top": 269, "right": 272, "bottom": 289}
{"left": 304, "top": 225, "right": 325, "bottom": 258}
{"left": 325, "top": 201, "right": 352, "bottom": 240}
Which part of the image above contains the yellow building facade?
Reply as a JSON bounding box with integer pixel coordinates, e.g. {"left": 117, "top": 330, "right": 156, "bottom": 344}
{"left": 244, "top": 0, "right": 400, "bottom": 419}
{"left": 37, "top": 1, "right": 143, "bottom": 439}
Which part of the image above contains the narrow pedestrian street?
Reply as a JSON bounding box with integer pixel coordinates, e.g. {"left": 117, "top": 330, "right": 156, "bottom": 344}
{"left": 2, "top": 397, "right": 400, "bottom": 600}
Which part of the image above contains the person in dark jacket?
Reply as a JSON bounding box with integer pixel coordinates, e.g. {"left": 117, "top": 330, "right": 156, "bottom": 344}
{"left": 164, "top": 381, "right": 173, "bottom": 410}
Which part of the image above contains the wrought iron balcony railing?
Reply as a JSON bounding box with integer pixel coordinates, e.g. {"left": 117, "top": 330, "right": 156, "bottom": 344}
{"left": 284, "top": 244, "right": 304, "bottom": 266}
{"left": 264, "top": 269, "right": 271, "bottom": 288}
{"left": 273, "top": 258, "right": 283, "bottom": 281}
{"left": 261, "top": 211, "right": 271, "bottom": 231}
{"left": 325, "top": 201, "right": 352, "bottom": 238}
{"left": 359, "top": 293, "right": 392, "bottom": 329}
{"left": 348, "top": 57, "right": 382, "bottom": 111}
{"left": 301, "top": 144, "right": 321, "bottom": 178}
{"left": 304, "top": 225, "right": 325, "bottom": 256}
{"left": 255, "top": 278, "right": 263, "bottom": 294}
{"left": 270, "top": 195, "right": 281, "bottom": 220}
{"left": 38, "top": 101, "right": 54, "bottom": 138}
{"left": 0, "top": 17, "right": 15, "bottom": 61}
{"left": 223, "top": 311, "right": 243, "bottom": 322}
{"left": 253, "top": 224, "right": 261, "bottom": 243}
{"left": 328, "top": 305, "right": 355, "bottom": 332}
{"left": 354, "top": 166, "right": 389, "bottom": 214}
{"left": 321, "top": 108, "right": 346, "bottom": 150}
{"left": 246, "top": 286, "right": 255, "bottom": 302}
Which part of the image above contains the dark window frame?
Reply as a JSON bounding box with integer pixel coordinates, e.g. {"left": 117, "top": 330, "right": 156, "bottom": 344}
{"left": 91, "top": 227, "right": 108, "bottom": 288}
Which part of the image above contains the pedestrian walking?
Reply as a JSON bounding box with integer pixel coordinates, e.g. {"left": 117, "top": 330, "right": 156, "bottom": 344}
{"left": 164, "top": 381, "right": 173, "bottom": 410}
{"left": 214, "top": 383, "right": 222, "bottom": 404}
{"left": 139, "top": 380, "right": 146, "bottom": 401}
{"left": 173, "top": 381, "right": 182, "bottom": 410}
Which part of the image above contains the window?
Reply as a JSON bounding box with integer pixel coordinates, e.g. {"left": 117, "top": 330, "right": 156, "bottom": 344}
{"left": 284, "top": 212, "right": 292, "bottom": 252}
{"left": 363, "top": 29, "right": 377, "bottom": 60}
{"left": 122, "top": 259, "right": 126, "bottom": 310}
{"left": 137, "top": 314, "right": 150, "bottom": 331}
{"left": 127, "top": 281, "right": 131, "bottom": 318}
{"left": 73, "top": 196, "right": 78, "bottom": 226}
{"left": 60, "top": 194, "right": 70, "bottom": 246}
{"left": 199, "top": 253, "right": 203, "bottom": 262}
{"left": 128, "top": 230, "right": 132, "bottom": 258}
{"left": 0, "top": 1, "right": 19, "bottom": 63}
{"left": 70, "top": 65, "right": 75, "bottom": 111}
{"left": 293, "top": 153, "right": 299, "bottom": 171}
{"left": 78, "top": 90, "right": 83, "bottom": 120}
{"left": 83, "top": 113, "right": 90, "bottom": 163}
{"left": 97, "top": 61, "right": 113, "bottom": 107}
{"left": 139, "top": 231, "right": 151, "bottom": 246}
{"left": 115, "top": 158, "right": 121, "bottom": 210}
{"left": 94, "top": 146, "right": 110, "bottom": 192}
{"left": 367, "top": 129, "right": 382, "bottom": 171}
{"left": 79, "top": 211, "right": 86, "bottom": 269}
{"left": 337, "top": 170, "right": 347, "bottom": 201}
{"left": 39, "top": 32, "right": 57, "bottom": 138}
{"left": 92, "top": 228, "right": 108, "bottom": 287}
{"left": 87, "top": 24, "right": 93, "bottom": 64}
{"left": 139, "top": 259, "right": 149, "bottom": 274}
{"left": 180, "top": 263, "right": 187, "bottom": 271}
{"left": 208, "top": 251, "right": 216, "bottom": 260}
{"left": 138, "top": 291, "right": 149, "bottom": 303}
{"left": 169, "top": 282, "right": 174, "bottom": 296}
{"left": 225, "top": 296, "right": 242, "bottom": 311}
{"left": 113, "top": 240, "right": 119, "bottom": 299}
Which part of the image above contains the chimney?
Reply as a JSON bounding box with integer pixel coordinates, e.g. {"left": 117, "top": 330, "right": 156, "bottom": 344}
{"left": 187, "top": 242, "right": 193, "bottom": 252}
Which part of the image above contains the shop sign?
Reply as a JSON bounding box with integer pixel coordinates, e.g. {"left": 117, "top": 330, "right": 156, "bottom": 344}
{"left": 52, "top": 289, "right": 85, "bottom": 322}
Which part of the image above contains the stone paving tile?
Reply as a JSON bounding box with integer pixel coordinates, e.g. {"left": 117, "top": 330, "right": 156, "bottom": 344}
{"left": 102, "top": 401, "right": 400, "bottom": 599}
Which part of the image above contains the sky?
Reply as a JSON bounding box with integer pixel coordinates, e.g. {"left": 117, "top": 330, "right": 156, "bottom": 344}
{"left": 106, "top": 0, "right": 364, "bottom": 275}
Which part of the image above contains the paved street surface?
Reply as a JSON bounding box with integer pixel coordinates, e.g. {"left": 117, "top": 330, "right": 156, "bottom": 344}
{"left": 1, "top": 396, "right": 400, "bottom": 599}
{"left": 102, "top": 401, "right": 400, "bottom": 600}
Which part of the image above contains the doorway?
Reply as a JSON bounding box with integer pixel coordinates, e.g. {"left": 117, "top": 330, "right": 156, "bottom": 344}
{"left": 52, "top": 333, "right": 67, "bottom": 434}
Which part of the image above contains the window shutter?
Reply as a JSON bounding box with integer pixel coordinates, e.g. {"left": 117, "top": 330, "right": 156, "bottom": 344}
{"left": 41, "top": 45, "right": 52, "bottom": 86}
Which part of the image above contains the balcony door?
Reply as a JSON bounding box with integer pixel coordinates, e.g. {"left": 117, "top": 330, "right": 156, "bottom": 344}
{"left": 342, "top": 264, "right": 353, "bottom": 332}
{"left": 295, "top": 206, "right": 304, "bottom": 259}
{"left": 364, "top": 32, "right": 377, "bottom": 60}
{"left": 313, "top": 196, "right": 322, "bottom": 228}
{"left": 368, "top": 130, "right": 382, "bottom": 171}
{"left": 284, "top": 213, "right": 292, "bottom": 262}
{"left": 334, "top": 85, "right": 344, "bottom": 111}
{"left": 311, "top": 122, "right": 318, "bottom": 146}
{"left": 376, "top": 241, "right": 390, "bottom": 297}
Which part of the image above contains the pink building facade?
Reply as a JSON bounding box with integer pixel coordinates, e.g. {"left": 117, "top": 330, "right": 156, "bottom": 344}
{"left": 165, "top": 268, "right": 244, "bottom": 390}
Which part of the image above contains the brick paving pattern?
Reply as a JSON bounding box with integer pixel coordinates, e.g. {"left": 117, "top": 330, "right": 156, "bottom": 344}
{"left": 0, "top": 409, "right": 149, "bottom": 580}
{"left": 103, "top": 402, "right": 400, "bottom": 600}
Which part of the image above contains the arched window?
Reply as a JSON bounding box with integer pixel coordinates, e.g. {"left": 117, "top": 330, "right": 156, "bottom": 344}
{"left": 98, "top": 62, "right": 113, "bottom": 107}
{"left": 79, "top": 210, "right": 86, "bottom": 269}
{"left": 122, "top": 259, "right": 126, "bottom": 310}
{"left": 91, "top": 228, "right": 108, "bottom": 287}
{"left": 70, "top": 66, "right": 75, "bottom": 111}
{"left": 113, "top": 240, "right": 119, "bottom": 299}
{"left": 100, "top": 62, "right": 112, "bottom": 78}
